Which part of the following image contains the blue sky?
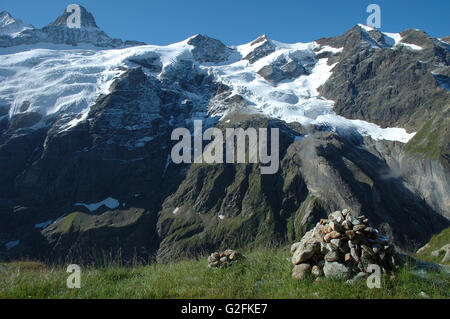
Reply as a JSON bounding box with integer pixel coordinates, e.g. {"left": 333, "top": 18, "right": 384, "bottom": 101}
{"left": 2, "top": 0, "right": 449, "bottom": 45}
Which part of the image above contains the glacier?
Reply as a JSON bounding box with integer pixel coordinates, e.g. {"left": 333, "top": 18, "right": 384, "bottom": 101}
{"left": 0, "top": 31, "right": 416, "bottom": 142}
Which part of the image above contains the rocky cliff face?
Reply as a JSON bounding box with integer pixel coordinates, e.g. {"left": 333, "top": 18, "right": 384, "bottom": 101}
{"left": 0, "top": 8, "right": 448, "bottom": 263}
{"left": 318, "top": 26, "right": 450, "bottom": 165}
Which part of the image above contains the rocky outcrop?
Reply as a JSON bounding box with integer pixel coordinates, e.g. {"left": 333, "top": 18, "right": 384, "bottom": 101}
{"left": 257, "top": 53, "right": 314, "bottom": 84}
{"left": 290, "top": 209, "right": 404, "bottom": 281}
{"left": 243, "top": 35, "right": 276, "bottom": 63}
{"left": 188, "top": 34, "right": 232, "bottom": 63}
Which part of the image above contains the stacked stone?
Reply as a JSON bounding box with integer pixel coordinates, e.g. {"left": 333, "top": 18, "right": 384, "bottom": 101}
{"left": 291, "top": 209, "right": 403, "bottom": 282}
{"left": 208, "top": 249, "right": 245, "bottom": 268}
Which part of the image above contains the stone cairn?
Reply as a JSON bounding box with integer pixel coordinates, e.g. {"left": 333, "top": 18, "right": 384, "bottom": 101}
{"left": 290, "top": 209, "right": 403, "bottom": 283}
{"left": 208, "top": 249, "right": 245, "bottom": 268}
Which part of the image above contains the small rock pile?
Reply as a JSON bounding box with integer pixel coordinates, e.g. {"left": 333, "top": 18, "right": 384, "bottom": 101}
{"left": 208, "top": 249, "right": 245, "bottom": 268}
{"left": 290, "top": 209, "right": 403, "bottom": 282}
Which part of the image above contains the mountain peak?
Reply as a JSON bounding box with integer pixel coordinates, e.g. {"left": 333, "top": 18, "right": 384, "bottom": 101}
{"left": 187, "top": 34, "right": 232, "bottom": 63}
{"left": 251, "top": 34, "right": 271, "bottom": 46}
{"left": 48, "top": 5, "right": 99, "bottom": 29}
{"left": 0, "top": 6, "right": 144, "bottom": 48}
{"left": 356, "top": 23, "right": 376, "bottom": 32}
{"left": 243, "top": 34, "right": 276, "bottom": 63}
{"left": 0, "top": 11, "right": 34, "bottom": 37}
{"left": 0, "top": 11, "right": 15, "bottom": 27}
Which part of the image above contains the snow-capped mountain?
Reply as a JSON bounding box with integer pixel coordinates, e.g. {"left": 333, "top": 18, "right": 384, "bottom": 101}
{"left": 0, "top": 6, "right": 144, "bottom": 48}
{"left": 0, "top": 6, "right": 448, "bottom": 263}
{"left": 0, "top": 23, "right": 426, "bottom": 142}
{"left": 0, "top": 11, "right": 34, "bottom": 38}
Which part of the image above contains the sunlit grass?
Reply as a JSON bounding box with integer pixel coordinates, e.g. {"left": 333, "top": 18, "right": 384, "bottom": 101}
{"left": 0, "top": 248, "right": 449, "bottom": 299}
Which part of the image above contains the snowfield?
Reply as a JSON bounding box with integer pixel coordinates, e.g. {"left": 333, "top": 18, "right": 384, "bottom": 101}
{"left": 0, "top": 33, "right": 416, "bottom": 143}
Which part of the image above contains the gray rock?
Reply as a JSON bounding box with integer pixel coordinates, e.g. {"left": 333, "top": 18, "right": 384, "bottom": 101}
{"left": 350, "top": 247, "right": 360, "bottom": 263}
{"left": 311, "top": 265, "right": 323, "bottom": 277}
{"left": 292, "top": 263, "right": 312, "bottom": 280}
{"left": 291, "top": 229, "right": 323, "bottom": 265}
{"left": 330, "top": 238, "right": 341, "bottom": 248}
{"left": 229, "top": 251, "right": 244, "bottom": 261}
{"left": 330, "top": 221, "right": 343, "bottom": 233}
{"left": 323, "top": 261, "right": 350, "bottom": 279}
{"left": 220, "top": 256, "right": 228, "bottom": 263}
{"left": 326, "top": 242, "right": 339, "bottom": 251}
{"left": 292, "top": 241, "right": 320, "bottom": 265}
{"left": 330, "top": 211, "right": 344, "bottom": 221}
{"left": 291, "top": 242, "right": 301, "bottom": 254}
{"left": 361, "top": 245, "right": 374, "bottom": 257}
{"left": 224, "top": 249, "right": 234, "bottom": 256}
{"left": 325, "top": 250, "right": 340, "bottom": 262}
{"left": 348, "top": 240, "right": 355, "bottom": 249}
{"left": 320, "top": 242, "right": 329, "bottom": 255}
{"left": 342, "top": 220, "right": 352, "bottom": 230}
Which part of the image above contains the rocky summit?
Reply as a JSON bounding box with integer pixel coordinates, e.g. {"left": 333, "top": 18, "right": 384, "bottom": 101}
{"left": 0, "top": 5, "right": 448, "bottom": 264}
{"left": 290, "top": 209, "right": 404, "bottom": 281}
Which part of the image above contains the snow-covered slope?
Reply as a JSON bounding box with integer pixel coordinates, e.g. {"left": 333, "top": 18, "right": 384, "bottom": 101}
{"left": 358, "top": 24, "right": 423, "bottom": 50}
{"left": 0, "top": 32, "right": 415, "bottom": 142}
{"left": 209, "top": 39, "right": 413, "bottom": 142}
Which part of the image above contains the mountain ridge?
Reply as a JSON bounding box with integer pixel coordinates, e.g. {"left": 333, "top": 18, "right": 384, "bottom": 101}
{"left": 0, "top": 6, "right": 144, "bottom": 48}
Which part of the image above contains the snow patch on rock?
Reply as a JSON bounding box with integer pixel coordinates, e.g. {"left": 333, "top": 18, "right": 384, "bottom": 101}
{"left": 75, "top": 197, "right": 120, "bottom": 212}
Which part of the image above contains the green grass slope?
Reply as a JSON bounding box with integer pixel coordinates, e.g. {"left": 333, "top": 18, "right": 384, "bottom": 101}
{"left": 1, "top": 248, "right": 448, "bottom": 299}
{"left": 415, "top": 227, "right": 450, "bottom": 265}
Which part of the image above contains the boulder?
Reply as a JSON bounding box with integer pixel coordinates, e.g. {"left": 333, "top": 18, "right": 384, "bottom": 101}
{"left": 311, "top": 265, "right": 323, "bottom": 278}
{"left": 292, "top": 241, "right": 320, "bottom": 265}
{"left": 323, "top": 261, "right": 350, "bottom": 279}
{"left": 292, "top": 263, "right": 312, "bottom": 280}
